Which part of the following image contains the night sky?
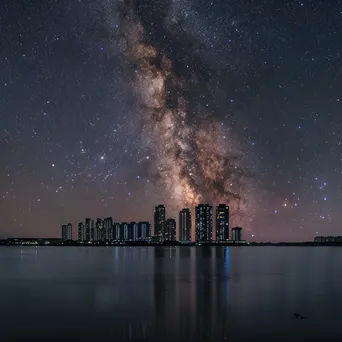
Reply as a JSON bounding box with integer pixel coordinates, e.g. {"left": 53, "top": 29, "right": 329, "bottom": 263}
{"left": 1, "top": 0, "right": 342, "bottom": 241}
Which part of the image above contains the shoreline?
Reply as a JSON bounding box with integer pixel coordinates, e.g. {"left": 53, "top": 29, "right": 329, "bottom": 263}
{"left": 1, "top": 240, "right": 341, "bottom": 247}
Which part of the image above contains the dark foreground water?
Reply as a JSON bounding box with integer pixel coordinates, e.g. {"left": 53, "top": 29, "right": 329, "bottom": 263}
{"left": 1, "top": 246, "right": 342, "bottom": 342}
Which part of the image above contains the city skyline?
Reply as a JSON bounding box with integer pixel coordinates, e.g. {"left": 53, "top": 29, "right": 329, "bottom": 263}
{"left": 62, "top": 203, "right": 237, "bottom": 243}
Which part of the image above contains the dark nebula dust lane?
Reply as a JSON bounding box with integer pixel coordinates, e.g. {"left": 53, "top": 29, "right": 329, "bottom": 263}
{"left": 115, "top": 0, "right": 257, "bottom": 234}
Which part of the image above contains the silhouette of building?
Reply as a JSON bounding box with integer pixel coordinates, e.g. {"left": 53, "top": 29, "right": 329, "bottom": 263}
{"left": 103, "top": 217, "right": 113, "bottom": 241}
{"left": 90, "top": 219, "right": 95, "bottom": 241}
{"left": 138, "top": 221, "right": 151, "bottom": 240}
{"left": 132, "top": 222, "right": 139, "bottom": 240}
{"left": 67, "top": 218, "right": 150, "bottom": 243}
{"left": 104, "top": 221, "right": 151, "bottom": 241}
{"left": 195, "top": 204, "right": 213, "bottom": 242}
{"left": 314, "top": 236, "right": 342, "bottom": 243}
{"left": 127, "top": 222, "right": 136, "bottom": 240}
{"left": 113, "top": 222, "right": 120, "bottom": 240}
{"left": 179, "top": 208, "right": 192, "bottom": 241}
{"left": 95, "top": 218, "right": 102, "bottom": 242}
{"left": 61, "top": 223, "right": 72, "bottom": 240}
{"left": 232, "top": 227, "right": 242, "bottom": 242}
{"left": 108, "top": 220, "right": 114, "bottom": 241}
{"left": 121, "top": 222, "right": 129, "bottom": 240}
{"left": 78, "top": 222, "right": 85, "bottom": 242}
{"left": 165, "top": 218, "right": 176, "bottom": 241}
{"left": 154, "top": 205, "right": 166, "bottom": 238}
{"left": 85, "top": 218, "right": 91, "bottom": 242}
{"left": 216, "top": 204, "right": 229, "bottom": 241}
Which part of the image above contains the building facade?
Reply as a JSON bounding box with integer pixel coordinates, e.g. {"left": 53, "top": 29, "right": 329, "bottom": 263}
{"left": 122, "top": 222, "right": 129, "bottom": 240}
{"left": 113, "top": 222, "right": 120, "bottom": 240}
{"left": 138, "top": 221, "right": 151, "bottom": 240}
{"left": 85, "top": 218, "right": 91, "bottom": 242}
{"left": 216, "top": 204, "right": 229, "bottom": 241}
{"left": 95, "top": 218, "right": 102, "bottom": 242}
{"left": 195, "top": 204, "right": 213, "bottom": 242}
{"left": 78, "top": 222, "right": 85, "bottom": 242}
{"left": 61, "top": 223, "right": 72, "bottom": 240}
{"left": 103, "top": 217, "right": 113, "bottom": 241}
{"left": 127, "top": 222, "right": 136, "bottom": 240}
{"left": 179, "top": 208, "right": 192, "bottom": 241}
{"left": 232, "top": 227, "right": 242, "bottom": 242}
{"left": 73, "top": 216, "right": 152, "bottom": 243}
{"left": 154, "top": 205, "right": 166, "bottom": 238}
{"left": 90, "top": 219, "right": 95, "bottom": 241}
{"left": 165, "top": 218, "right": 176, "bottom": 241}
{"left": 314, "top": 236, "right": 342, "bottom": 243}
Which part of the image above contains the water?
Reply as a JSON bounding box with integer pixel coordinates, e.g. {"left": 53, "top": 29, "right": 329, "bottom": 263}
{"left": 0, "top": 246, "right": 341, "bottom": 341}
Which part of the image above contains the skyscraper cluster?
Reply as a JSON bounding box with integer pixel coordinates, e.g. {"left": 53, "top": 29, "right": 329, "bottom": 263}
{"left": 62, "top": 203, "right": 242, "bottom": 243}
{"left": 154, "top": 204, "right": 238, "bottom": 242}
{"left": 76, "top": 219, "right": 151, "bottom": 243}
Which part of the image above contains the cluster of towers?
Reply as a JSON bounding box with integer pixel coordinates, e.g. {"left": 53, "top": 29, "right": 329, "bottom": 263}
{"left": 76, "top": 219, "right": 151, "bottom": 243}
{"left": 155, "top": 204, "right": 238, "bottom": 242}
{"left": 63, "top": 203, "right": 242, "bottom": 243}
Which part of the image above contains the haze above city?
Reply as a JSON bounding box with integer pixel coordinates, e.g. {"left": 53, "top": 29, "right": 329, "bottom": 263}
{"left": 1, "top": 1, "right": 342, "bottom": 241}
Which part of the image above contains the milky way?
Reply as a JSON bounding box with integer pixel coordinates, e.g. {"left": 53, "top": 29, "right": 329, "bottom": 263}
{"left": 117, "top": 0, "right": 256, "bottom": 231}
{"left": 3, "top": 0, "right": 342, "bottom": 240}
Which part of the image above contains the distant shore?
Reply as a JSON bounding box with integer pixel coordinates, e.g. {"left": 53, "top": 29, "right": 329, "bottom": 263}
{"left": 1, "top": 239, "right": 342, "bottom": 247}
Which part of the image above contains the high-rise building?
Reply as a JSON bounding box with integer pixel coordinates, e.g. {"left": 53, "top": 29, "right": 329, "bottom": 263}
{"left": 95, "top": 218, "right": 102, "bottom": 242}
{"left": 116, "top": 222, "right": 125, "bottom": 241}
{"left": 179, "top": 208, "right": 191, "bottom": 241}
{"left": 154, "top": 205, "right": 166, "bottom": 238}
{"left": 195, "top": 204, "right": 213, "bottom": 242}
{"left": 138, "top": 221, "right": 151, "bottom": 240}
{"left": 216, "top": 204, "right": 229, "bottom": 241}
{"left": 61, "top": 223, "right": 72, "bottom": 240}
{"left": 77, "top": 222, "right": 85, "bottom": 241}
{"left": 232, "top": 227, "right": 242, "bottom": 242}
{"left": 121, "top": 222, "right": 129, "bottom": 240}
{"left": 127, "top": 222, "right": 136, "bottom": 240}
{"left": 103, "top": 217, "right": 113, "bottom": 241}
{"left": 85, "top": 218, "right": 91, "bottom": 242}
{"left": 165, "top": 218, "right": 176, "bottom": 241}
{"left": 113, "top": 222, "right": 120, "bottom": 240}
{"left": 90, "top": 220, "right": 95, "bottom": 241}
{"left": 133, "top": 222, "right": 138, "bottom": 240}
{"left": 108, "top": 223, "right": 114, "bottom": 241}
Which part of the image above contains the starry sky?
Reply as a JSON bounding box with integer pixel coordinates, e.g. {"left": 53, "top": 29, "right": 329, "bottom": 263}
{"left": 1, "top": 0, "right": 342, "bottom": 242}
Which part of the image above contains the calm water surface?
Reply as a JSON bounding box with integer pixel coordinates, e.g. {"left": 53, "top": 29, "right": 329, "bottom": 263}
{"left": 0, "top": 246, "right": 342, "bottom": 341}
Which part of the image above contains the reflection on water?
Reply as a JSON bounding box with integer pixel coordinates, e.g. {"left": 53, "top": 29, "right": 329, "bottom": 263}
{"left": 0, "top": 246, "right": 342, "bottom": 341}
{"left": 152, "top": 247, "right": 230, "bottom": 341}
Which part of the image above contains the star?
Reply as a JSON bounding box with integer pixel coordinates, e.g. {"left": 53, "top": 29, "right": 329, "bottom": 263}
{"left": 0, "top": 0, "right": 341, "bottom": 243}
